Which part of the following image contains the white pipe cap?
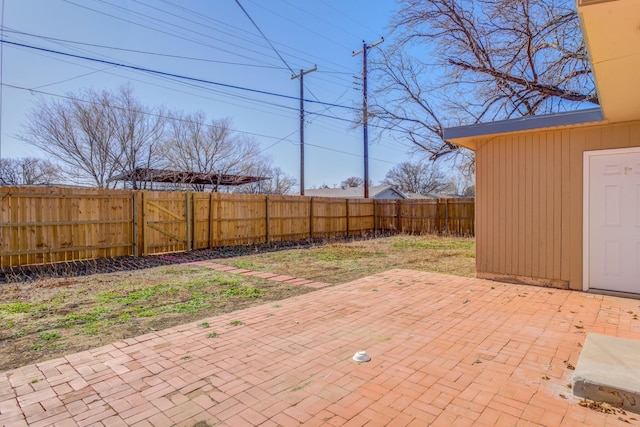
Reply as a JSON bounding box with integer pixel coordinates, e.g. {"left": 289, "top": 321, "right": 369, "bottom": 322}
{"left": 353, "top": 350, "right": 371, "bottom": 362}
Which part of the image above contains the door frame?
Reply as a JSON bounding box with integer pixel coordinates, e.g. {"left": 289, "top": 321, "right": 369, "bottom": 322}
{"left": 583, "top": 147, "right": 640, "bottom": 291}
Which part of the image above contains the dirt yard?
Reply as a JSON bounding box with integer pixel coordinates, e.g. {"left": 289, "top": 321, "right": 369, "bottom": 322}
{"left": 0, "top": 234, "right": 475, "bottom": 372}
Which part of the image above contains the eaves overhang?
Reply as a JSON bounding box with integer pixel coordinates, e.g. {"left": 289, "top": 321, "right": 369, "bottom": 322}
{"left": 443, "top": 108, "right": 604, "bottom": 151}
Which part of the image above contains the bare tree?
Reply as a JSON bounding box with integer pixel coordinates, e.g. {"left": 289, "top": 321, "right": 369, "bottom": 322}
{"left": 370, "top": 0, "right": 596, "bottom": 160}
{"left": 0, "top": 157, "right": 61, "bottom": 185}
{"left": 382, "top": 161, "right": 452, "bottom": 195}
{"left": 164, "top": 112, "right": 262, "bottom": 192}
{"left": 19, "top": 87, "right": 166, "bottom": 188}
{"left": 109, "top": 86, "right": 167, "bottom": 189}
{"left": 341, "top": 176, "right": 364, "bottom": 188}
{"left": 234, "top": 160, "right": 296, "bottom": 195}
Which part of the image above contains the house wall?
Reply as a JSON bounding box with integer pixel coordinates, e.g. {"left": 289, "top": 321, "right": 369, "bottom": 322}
{"left": 475, "top": 119, "right": 640, "bottom": 290}
{"left": 374, "top": 188, "right": 404, "bottom": 200}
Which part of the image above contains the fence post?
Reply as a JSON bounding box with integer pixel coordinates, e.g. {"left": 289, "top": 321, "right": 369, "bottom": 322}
{"left": 309, "top": 197, "right": 314, "bottom": 239}
{"left": 445, "top": 198, "right": 450, "bottom": 235}
{"left": 373, "top": 199, "right": 377, "bottom": 236}
{"left": 345, "top": 199, "right": 350, "bottom": 237}
{"left": 396, "top": 199, "right": 402, "bottom": 232}
{"left": 132, "top": 191, "right": 139, "bottom": 257}
{"left": 208, "top": 193, "right": 213, "bottom": 249}
{"left": 141, "top": 190, "right": 148, "bottom": 256}
{"left": 185, "top": 191, "right": 193, "bottom": 251}
{"left": 265, "top": 195, "right": 270, "bottom": 244}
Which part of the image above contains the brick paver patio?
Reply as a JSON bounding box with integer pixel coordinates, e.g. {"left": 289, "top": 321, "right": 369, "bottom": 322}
{"left": 2, "top": 269, "right": 639, "bottom": 426}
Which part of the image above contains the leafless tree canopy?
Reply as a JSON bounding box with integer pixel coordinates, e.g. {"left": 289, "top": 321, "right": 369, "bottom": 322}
{"left": 382, "top": 161, "right": 452, "bottom": 195}
{"left": 164, "top": 112, "right": 264, "bottom": 192}
{"left": 0, "top": 157, "right": 61, "bottom": 185}
{"left": 233, "top": 162, "right": 296, "bottom": 195}
{"left": 19, "top": 86, "right": 165, "bottom": 188}
{"left": 370, "top": 0, "right": 596, "bottom": 160}
{"left": 341, "top": 176, "right": 364, "bottom": 188}
{"left": 18, "top": 88, "right": 283, "bottom": 192}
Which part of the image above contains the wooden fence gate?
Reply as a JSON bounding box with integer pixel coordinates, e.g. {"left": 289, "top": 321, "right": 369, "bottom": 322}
{"left": 141, "top": 192, "right": 192, "bottom": 255}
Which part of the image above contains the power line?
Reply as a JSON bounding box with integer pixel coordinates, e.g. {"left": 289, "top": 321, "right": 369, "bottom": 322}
{"left": 0, "top": 40, "right": 358, "bottom": 111}
{"left": 62, "top": 0, "right": 281, "bottom": 68}
{"left": 2, "top": 83, "right": 398, "bottom": 165}
{"left": 2, "top": 28, "right": 287, "bottom": 70}
{"left": 2, "top": 83, "right": 300, "bottom": 143}
{"left": 234, "top": 0, "right": 295, "bottom": 75}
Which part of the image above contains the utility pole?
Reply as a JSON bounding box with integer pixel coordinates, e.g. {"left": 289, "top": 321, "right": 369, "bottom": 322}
{"left": 353, "top": 37, "right": 383, "bottom": 199}
{"left": 291, "top": 66, "right": 317, "bottom": 196}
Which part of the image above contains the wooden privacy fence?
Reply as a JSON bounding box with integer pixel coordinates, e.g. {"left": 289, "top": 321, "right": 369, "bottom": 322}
{"left": 0, "top": 186, "right": 474, "bottom": 268}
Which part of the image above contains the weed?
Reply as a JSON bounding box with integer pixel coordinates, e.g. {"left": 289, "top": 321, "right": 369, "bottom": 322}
{"left": 198, "top": 322, "right": 210, "bottom": 328}
{"left": 392, "top": 238, "right": 473, "bottom": 250}
{"left": 171, "top": 295, "right": 211, "bottom": 313}
{"left": 31, "top": 378, "right": 41, "bottom": 384}
{"left": 181, "top": 355, "right": 191, "bottom": 360}
{"left": 221, "top": 285, "right": 265, "bottom": 298}
{"left": 229, "top": 320, "right": 244, "bottom": 326}
{"left": 162, "top": 267, "right": 201, "bottom": 275}
{"left": 206, "top": 332, "right": 218, "bottom": 338}
{"left": 39, "top": 331, "right": 60, "bottom": 341}
{"left": 232, "top": 259, "right": 257, "bottom": 270}
{"left": 0, "top": 302, "right": 39, "bottom": 314}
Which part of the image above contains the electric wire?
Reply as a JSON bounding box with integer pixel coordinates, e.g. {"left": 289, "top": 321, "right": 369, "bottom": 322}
{"left": 233, "top": 0, "right": 295, "bottom": 75}
{"left": 0, "top": 40, "right": 358, "bottom": 110}
{"left": 4, "top": 82, "right": 398, "bottom": 165}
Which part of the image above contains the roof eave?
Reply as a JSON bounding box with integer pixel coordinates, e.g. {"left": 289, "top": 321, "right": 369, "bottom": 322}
{"left": 443, "top": 108, "right": 605, "bottom": 151}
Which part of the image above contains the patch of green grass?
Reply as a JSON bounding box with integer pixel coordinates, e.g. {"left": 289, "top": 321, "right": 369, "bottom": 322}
{"left": 161, "top": 267, "right": 201, "bottom": 275}
{"left": 229, "top": 320, "right": 243, "bottom": 326}
{"left": 183, "top": 275, "right": 241, "bottom": 291}
{"left": 39, "top": 331, "right": 60, "bottom": 341}
{"left": 198, "top": 322, "right": 209, "bottom": 328}
{"left": 232, "top": 259, "right": 258, "bottom": 270}
{"left": 0, "top": 302, "right": 40, "bottom": 314}
{"left": 170, "top": 294, "right": 211, "bottom": 313}
{"left": 206, "top": 332, "right": 218, "bottom": 338}
{"left": 220, "top": 284, "right": 265, "bottom": 298}
{"left": 313, "top": 248, "right": 382, "bottom": 262}
{"left": 392, "top": 239, "right": 473, "bottom": 250}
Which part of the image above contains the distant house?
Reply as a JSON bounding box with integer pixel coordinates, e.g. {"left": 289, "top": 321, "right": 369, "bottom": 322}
{"left": 305, "top": 185, "right": 409, "bottom": 199}
{"left": 443, "top": 0, "right": 640, "bottom": 294}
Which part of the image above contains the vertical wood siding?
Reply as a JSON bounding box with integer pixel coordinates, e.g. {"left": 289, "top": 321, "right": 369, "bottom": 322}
{"left": 476, "top": 120, "right": 640, "bottom": 289}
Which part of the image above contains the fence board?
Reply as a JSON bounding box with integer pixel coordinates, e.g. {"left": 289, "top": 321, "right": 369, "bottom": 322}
{"left": 0, "top": 186, "right": 133, "bottom": 267}
{"left": 0, "top": 186, "right": 474, "bottom": 268}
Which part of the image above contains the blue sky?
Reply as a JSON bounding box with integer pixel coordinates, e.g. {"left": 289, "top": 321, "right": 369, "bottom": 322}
{"left": 0, "top": 0, "right": 423, "bottom": 190}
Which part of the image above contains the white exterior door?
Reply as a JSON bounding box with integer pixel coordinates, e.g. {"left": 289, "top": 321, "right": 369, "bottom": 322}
{"left": 586, "top": 149, "right": 640, "bottom": 293}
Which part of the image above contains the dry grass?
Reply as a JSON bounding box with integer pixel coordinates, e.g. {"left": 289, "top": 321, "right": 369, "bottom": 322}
{"left": 222, "top": 234, "right": 475, "bottom": 285}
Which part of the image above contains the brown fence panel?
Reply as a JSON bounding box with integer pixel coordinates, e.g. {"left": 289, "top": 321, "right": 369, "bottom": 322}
{"left": 311, "top": 197, "right": 347, "bottom": 238}
{"left": 0, "top": 186, "right": 133, "bottom": 267}
{"left": 211, "top": 193, "right": 267, "bottom": 246}
{"left": 375, "top": 199, "right": 399, "bottom": 231}
{"left": 445, "top": 198, "right": 475, "bottom": 235}
{"left": 1, "top": 186, "right": 475, "bottom": 268}
{"left": 192, "top": 193, "right": 211, "bottom": 250}
{"left": 268, "top": 195, "right": 310, "bottom": 242}
{"left": 143, "top": 191, "right": 188, "bottom": 255}
{"left": 399, "top": 199, "right": 439, "bottom": 233}
{"left": 347, "top": 199, "right": 374, "bottom": 236}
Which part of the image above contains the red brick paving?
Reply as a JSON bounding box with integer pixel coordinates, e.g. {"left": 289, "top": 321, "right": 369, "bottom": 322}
{"left": 2, "top": 269, "right": 640, "bottom": 426}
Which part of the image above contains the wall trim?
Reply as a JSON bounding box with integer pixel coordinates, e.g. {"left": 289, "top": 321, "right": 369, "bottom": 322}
{"left": 477, "top": 272, "right": 569, "bottom": 289}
